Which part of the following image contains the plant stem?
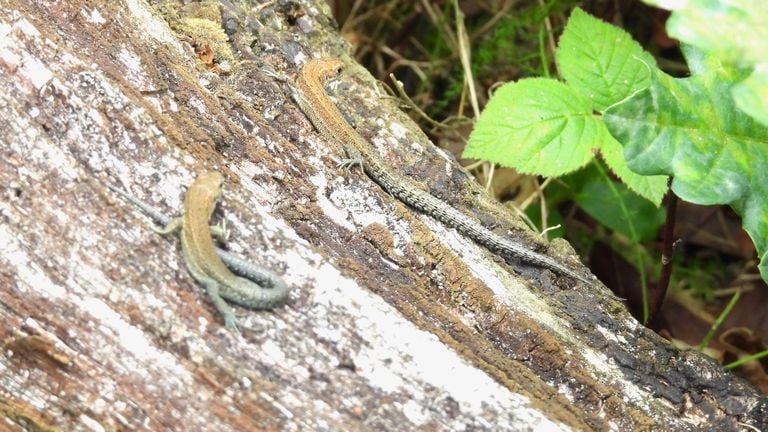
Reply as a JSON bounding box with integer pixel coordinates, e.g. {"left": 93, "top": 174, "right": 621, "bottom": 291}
{"left": 725, "top": 349, "right": 768, "bottom": 369}
{"left": 698, "top": 290, "right": 741, "bottom": 351}
{"left": 651, "top": 179, "right": 675, "bottom": 319}
{"left": 593, "top": 160, "right": 649, "bottom": 322}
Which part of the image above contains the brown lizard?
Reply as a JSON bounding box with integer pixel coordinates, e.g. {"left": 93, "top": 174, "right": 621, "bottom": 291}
{"left": 106, "top": 172, "right": 289, "bottom": 331}
{"left": 293, "top": 58, "right": 593, "bottom": 285}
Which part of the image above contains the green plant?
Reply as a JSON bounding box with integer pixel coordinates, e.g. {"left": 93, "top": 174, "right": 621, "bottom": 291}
{"left": 607, "top": 0, "right": 768, "bottom": 283}
{"left": 698, "top": 290, "right": 742, "bottom": 351}
{"left": 464, "top": 4, "right": 768, "bottom": 322}
{"left": 643, "top": 0, "right": 768, "bottom": 125}
{"left": 473, "top": 0, "right": 576, "bottom": 79}
{"left": 725, "top": 349, "right": 768, "bottom": 369}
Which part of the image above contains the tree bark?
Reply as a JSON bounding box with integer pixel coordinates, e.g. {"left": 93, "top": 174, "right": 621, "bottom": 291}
{"left": 0, "top": 1, "right": 765, "bottom": 431}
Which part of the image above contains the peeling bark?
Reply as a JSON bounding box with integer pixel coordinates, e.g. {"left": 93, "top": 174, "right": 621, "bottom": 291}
{"left": 0, "top": 1, "right": 765, "bottom": 431}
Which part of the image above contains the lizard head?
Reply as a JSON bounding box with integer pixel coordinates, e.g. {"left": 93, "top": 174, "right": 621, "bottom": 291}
{"left": 195, "top": 171, "right": 225, "bottom": 200}
{"left": 313, "top": 58, "right": 343, "bottom": 81}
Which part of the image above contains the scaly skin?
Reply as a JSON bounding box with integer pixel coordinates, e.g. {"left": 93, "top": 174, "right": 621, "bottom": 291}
{"left": 104, "top": 181, "right": 280, "bottom": 284}
{"left": 106, "top": 172, "right": 289, "bottom": 331}
{"left": 295, "top": 58, "right": 592, "bottom": 285}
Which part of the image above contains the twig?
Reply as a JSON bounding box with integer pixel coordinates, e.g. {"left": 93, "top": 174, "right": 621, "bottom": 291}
{"left": 651, "top": 180, "right": 676, "bottom": 319}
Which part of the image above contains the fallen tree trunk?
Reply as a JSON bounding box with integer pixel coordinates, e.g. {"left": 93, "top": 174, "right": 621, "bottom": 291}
{"left": 0, "top": 1, "right": 765, "bottom": 431}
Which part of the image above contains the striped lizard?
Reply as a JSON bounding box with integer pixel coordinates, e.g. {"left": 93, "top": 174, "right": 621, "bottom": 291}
{"left": 105, "top": 172, "right": 289, "bottom": 331}
{"left": 293, "top": 58, "right": 593, "bottom": 285}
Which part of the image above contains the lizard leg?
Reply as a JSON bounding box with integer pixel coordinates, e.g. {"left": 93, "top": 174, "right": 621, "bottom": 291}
{"left": 336, "top": 144, "right": 364, "bottom": 171}
{"left": 198, "top": 276, "right": 239, "bottom": 332}
{"left": 209, "top": 219, "right": 230, "bottom": 242}
{"left": 153, "top": 217, "right": 183, "bottom": 236}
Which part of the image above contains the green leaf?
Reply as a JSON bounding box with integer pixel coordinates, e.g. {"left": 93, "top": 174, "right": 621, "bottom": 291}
{"left": 644, "top": 0, "right": 768, "bottom": 66}
{"left": 599, "top": 131, "right": 668, "bottom": 206}
{"left": 464, "top": 78, "right": 597, "bottom": 176}
{"left": 732, "top": 71, "right": 768, "bottom": 126}
{"left": 557, "top": 7, "right": 656, "bottom": 111}
{"left": 643, "top": 0, "right": 768, "bottom": 125}
{"left": 575, "top": 171, "right": 666, "bottom": 242}
{"left": 604, "top": 67, "right": 768, "bottom": 280}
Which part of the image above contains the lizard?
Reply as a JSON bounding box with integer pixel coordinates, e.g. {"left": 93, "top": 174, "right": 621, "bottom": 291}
{"left": 104, "top": 171, "right": 289, "bottom": 331}
{"left": 293, "top": 58, "right": 593, "bottom": 285}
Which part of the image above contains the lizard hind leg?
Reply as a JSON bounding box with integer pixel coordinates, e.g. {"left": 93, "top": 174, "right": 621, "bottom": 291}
{"left": 152, "top": 217, "right": 183, "bottom": 236}
{"left": 198, "top": 276, "right": 240, "bottom": 332}
{"left": 336, "top": 144, "right": 364, "bottom": 171}
{"left": 209, "top": 219, "right": 230, "bottom": 242}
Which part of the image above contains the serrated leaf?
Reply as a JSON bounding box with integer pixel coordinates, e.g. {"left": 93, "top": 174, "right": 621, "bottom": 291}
{"left": 604, "top": 69, "right": 768, "bottom": 280}
{"left": 557, "top": 8, "right": 656, "bottom": 111}
{"left": 599, "top": 131, "right": 668, "bottom": 205}
{"left": 643, "top": 0, "right": 768, "bottom": 125}
{"left": 464, "top": 78, "right": 597, "bottom": 177}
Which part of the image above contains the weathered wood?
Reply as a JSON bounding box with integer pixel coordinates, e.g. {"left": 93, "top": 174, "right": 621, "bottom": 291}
{"left": 0, "top": 1, "right": 765, "bottom": 431}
